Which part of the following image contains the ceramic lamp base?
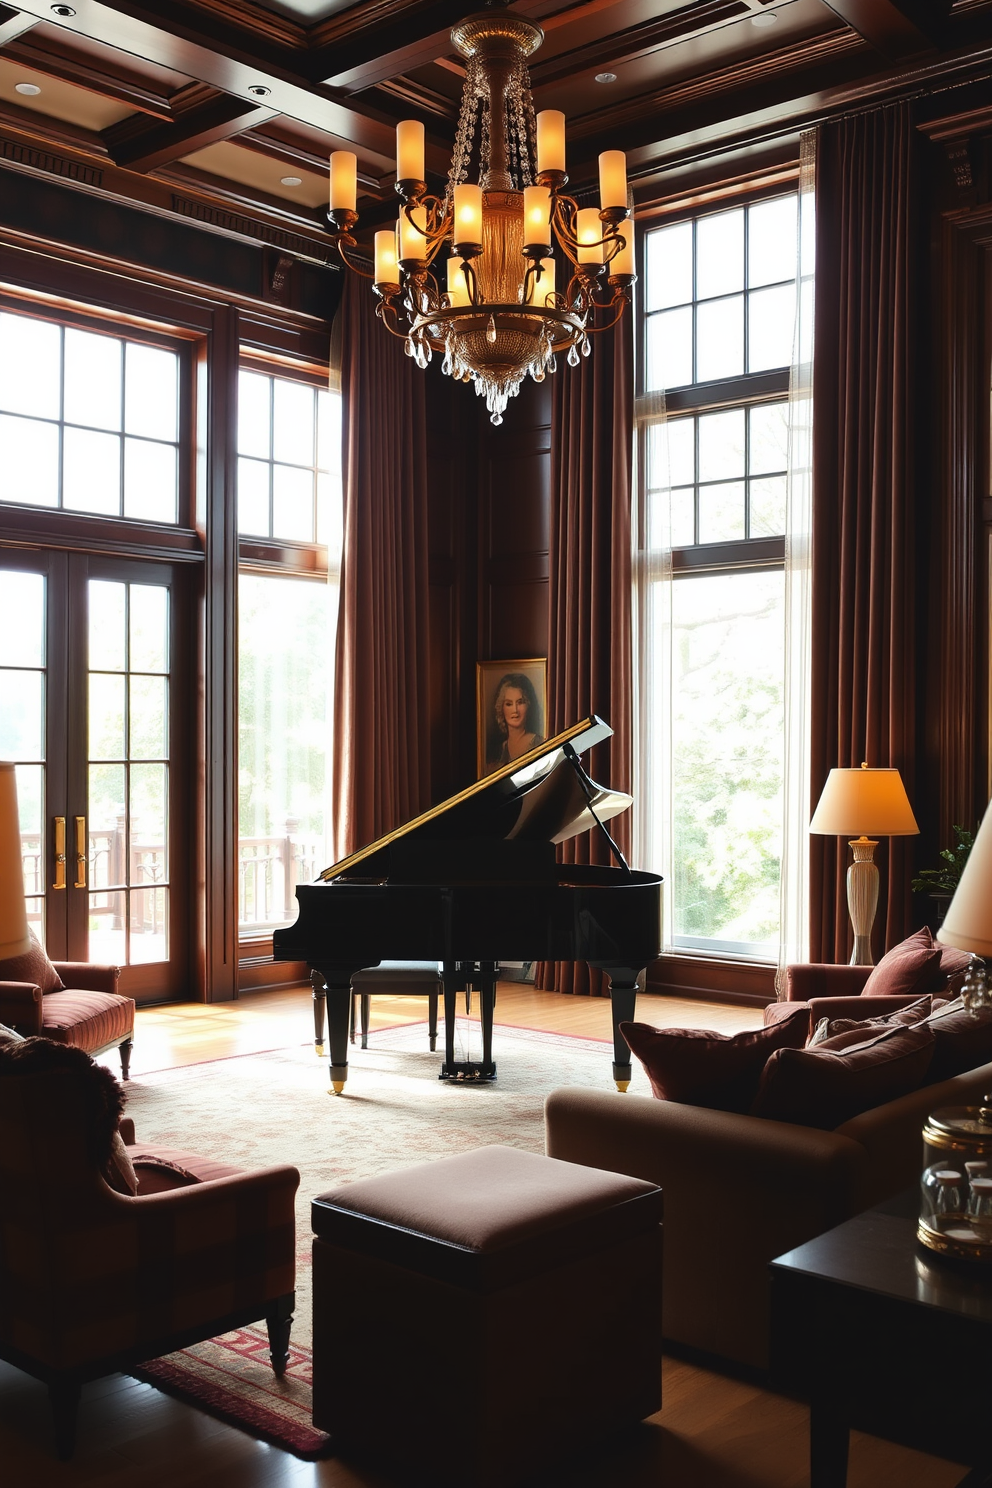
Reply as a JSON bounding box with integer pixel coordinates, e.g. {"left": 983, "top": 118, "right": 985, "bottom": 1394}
{"left": 847, "top": 837, "right": 879, "bottom": 967}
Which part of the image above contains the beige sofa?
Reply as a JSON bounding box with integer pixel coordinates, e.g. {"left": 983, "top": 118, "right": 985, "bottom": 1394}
{"left": 545, "top": 1058, "right": 992, "bottom": 1370}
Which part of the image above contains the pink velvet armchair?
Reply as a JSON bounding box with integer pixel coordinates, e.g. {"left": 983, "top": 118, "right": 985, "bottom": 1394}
{"left": 0, "top": 961, "right": 135, "bottom": 1079}
{"left": 0, "top": 1063, "right": 299, "bottom": 1458}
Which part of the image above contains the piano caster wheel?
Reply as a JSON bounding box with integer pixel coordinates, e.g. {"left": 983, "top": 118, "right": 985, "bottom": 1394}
{"left": 615, "top": 1079, "right": 630, "bottom": 1093}
{"left": 315, "top": 1043, "right": 325, "bottom": 1057}
{"left": 330, "top": 1080, "right": 345, "bottom": 1095}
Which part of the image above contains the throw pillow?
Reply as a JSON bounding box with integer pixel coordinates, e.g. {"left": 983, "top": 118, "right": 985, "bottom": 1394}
{"left": 921, "top": 996, "right": 992, "bottom": 1083}
{"left": 750, "top": 1023, "right": 936, "bottom": 1130}
{"left": 0, "top": 1022, "right": 24, "bottom": 1046}
{"left": 0, "top": 1036, "right": 125, "bottom": 1167}
{"left": 105, "top": 1129, "right": 138, "bottom": 1195}
{"left": 0, "top": 928, "right": 64, "bottom": 994}
{"left": 619, "top": 1006, "right": 810, "bottom": 1114}
{"left": 860, "top": 929, "right": 942, "bottom": 1000}
{"left": 809, "top": 994, "right": 935, "bottom": 1046}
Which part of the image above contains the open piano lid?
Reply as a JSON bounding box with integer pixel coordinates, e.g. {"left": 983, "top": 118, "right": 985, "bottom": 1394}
{"left": 320, "top": 716, "right": 631, "bottom": 881}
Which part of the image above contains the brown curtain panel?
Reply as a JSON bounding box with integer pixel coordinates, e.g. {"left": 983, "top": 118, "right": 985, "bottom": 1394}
{"left": 810, "top": 103, "right": 922, "bottom": 962}
{"left": 536, "top": 313, "right": 634, "bottom": 994}
{"left": 332, "top": 271, "right": 432, "bottom": 859}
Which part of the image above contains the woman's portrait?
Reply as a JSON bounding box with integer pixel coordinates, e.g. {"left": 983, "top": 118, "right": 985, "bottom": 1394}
{"left": 477, "top": 660, "right": 547, "bottom": 777}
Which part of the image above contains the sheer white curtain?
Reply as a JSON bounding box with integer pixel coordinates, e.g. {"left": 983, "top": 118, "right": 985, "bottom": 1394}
{"left": 632, "top": 388, "right": 673, "bottom": 950}
{"left": 776, "top": 132, "right": 816, "bottom": 990}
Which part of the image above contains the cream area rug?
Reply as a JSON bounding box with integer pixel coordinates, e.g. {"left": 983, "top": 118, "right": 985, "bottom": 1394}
{"left": 123, "top": 1019, "right": 650, "bottom": 1352}
{"left": 123, "top": 1021, "right": 648, "bottom": 1457}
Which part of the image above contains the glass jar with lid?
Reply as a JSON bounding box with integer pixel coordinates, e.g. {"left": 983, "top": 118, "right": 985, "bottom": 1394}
{"left": 919, "top": 1097, "right": 992, "bottom": 1263}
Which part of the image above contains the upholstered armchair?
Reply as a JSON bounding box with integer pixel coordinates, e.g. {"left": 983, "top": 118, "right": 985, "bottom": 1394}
{"left": 0, "top": 1061, "right": 299, "bottom": 1458}
{"left": 0, "top": 959, "right": 135, "bottom": 1078}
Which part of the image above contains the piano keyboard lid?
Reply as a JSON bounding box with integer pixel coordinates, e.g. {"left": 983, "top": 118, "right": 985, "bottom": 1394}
{"left": 319, "top": 715, "right": 632, "bottom": 881}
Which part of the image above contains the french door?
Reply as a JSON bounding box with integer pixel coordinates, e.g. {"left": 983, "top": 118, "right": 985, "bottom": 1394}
{"left": 0, "top": 547, "right": 190, "bottom": 1000}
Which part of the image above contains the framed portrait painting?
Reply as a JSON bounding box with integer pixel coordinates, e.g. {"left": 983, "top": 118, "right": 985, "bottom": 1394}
{"left": 476, "top": 658, "right": 548, "bottom": 778}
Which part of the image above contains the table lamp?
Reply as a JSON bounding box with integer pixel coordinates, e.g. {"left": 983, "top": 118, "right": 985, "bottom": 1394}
{"left": 0, "top": 761, "right": 30, "bottom": 960}
{"left": 937, "top": 802, "right": 992, "bottom": 1014}
{"left": 809, "top": 762, "right": 919, "bottom": 966}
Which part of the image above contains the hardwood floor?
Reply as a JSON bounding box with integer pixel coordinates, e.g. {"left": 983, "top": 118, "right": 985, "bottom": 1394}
{"left": 0, "top": 984, "right": 966, "bottom": 1487}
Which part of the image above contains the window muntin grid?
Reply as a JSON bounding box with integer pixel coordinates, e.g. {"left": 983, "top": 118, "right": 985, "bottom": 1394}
{"left": 643, "top": 194, "right": 798, "bottom": 394}
{"left": 236, "top": 369, "right": 342, "bottom": 549}
{"left": 645, "top": 402, "right": 788, "bottom": 549}
{"left": 0, "top": 311, "right": 181, "bottom": 523}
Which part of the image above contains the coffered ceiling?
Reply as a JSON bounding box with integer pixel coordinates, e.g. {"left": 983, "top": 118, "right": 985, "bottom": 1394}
{"left": 0, "top": 0, "right": 989, "bottom": 262}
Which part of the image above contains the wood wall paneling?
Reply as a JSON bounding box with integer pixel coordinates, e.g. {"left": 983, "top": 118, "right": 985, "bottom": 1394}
{"left": 479, "top": 378, "right": 552, "bottom": 663}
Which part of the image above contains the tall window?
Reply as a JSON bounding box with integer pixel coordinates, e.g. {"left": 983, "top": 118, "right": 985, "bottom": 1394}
{"left": 236, "top": 365, "right": 342, "bottom": 937}
{"left": 637, "top": 192, "right": 798, "bottom": 960}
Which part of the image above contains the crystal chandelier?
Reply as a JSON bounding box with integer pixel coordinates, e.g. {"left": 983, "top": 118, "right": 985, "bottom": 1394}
{"left": 326, "top": 4, "right": 635, "bottom": 425}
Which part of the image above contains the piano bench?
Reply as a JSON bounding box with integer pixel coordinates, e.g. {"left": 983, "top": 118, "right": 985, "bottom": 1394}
{"left": 310, "top": 1145, "right": 663, "bottom": 1488}
{"left": 349, "top": 960, "right": 442, "bottom": 1050}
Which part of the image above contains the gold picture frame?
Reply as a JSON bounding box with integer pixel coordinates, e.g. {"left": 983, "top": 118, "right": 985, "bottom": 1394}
{"left": 476, "top": 658, "right": 548, "bottom": 778}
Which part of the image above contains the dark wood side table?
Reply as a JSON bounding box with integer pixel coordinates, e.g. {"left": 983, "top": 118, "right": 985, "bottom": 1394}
{"left": 769, "top": 1189, "right": 992, "bottom": 1488}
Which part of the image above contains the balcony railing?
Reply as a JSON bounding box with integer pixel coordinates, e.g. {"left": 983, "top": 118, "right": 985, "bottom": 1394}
{"left": 20, "top": 817, "right": 322, "bottom": 935}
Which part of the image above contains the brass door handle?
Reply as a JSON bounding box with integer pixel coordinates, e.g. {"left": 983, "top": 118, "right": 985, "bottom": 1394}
{"left": 74, "top": 816, "right": 86, "bottom": 889}
{"left": 53, "top": 817, "right": 66, "bottom": 890}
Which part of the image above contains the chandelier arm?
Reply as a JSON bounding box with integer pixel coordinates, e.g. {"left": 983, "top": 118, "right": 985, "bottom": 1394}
{"left": 335, "top": 238, "right": 375, "bottom": 280}
{"left": 583, "top": 297, "right": 630, "bottom": 334}
{"left": 401, "top": 197, "right": 453, "bottom": 260}
{"left": 374, "top": 298, "right": 414, "bottom": 339}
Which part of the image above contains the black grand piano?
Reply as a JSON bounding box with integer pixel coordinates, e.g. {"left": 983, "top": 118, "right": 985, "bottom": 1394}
{"left": 273, "top": 716, "right": 662, "bottom": 1093}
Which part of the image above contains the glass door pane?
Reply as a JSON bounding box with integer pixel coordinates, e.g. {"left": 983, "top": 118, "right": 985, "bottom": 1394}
{"left": 87, "top": 578, "right": 170, "bottom": 966}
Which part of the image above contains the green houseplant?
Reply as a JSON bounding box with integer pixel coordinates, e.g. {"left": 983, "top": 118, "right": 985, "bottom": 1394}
{"left": 911, "top": 824, "right": 975, "bottom": 896}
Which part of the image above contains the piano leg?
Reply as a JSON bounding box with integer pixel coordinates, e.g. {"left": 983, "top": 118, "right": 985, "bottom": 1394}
{"left": 596, "top": 964, "right": 642, "bottom": 1092}
{"left": 310, "top": 971, "right": 326, "bottom": 1057}
{"left": 312, "top": 966, "right": 361, "bottom": 1094}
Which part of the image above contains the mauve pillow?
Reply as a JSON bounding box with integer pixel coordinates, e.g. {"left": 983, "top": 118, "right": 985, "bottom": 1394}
{"left": 860, "top": 929, "right": 942, "bottom": 999}
{"left": 619, "top": 1007, "right": 810, "bottom": 1114}
{"left": 0, "top": 929, "right": 64, "bottom": 993}
{"left": 921, "top": 997, "right": 992, "bottom": 1083}
{"left": 750, "top": 1023, "right": 935, "bottom": 1130}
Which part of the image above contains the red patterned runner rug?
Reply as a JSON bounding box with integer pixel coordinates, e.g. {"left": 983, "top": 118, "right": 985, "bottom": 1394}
{"left": 133, "top": 1324, "right": 332, "bottom": 1460}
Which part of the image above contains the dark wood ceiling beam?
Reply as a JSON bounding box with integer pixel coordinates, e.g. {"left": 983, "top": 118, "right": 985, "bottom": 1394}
{"left": 819, "top": 0, "right": 948, "bottom": 59}
{"left": 105, "top": 93, "right": 277, "bottom": 170}
{"left": 3, "top": 34, "right": 176, "bottom": 118}
{"left": 0, "top": 7, "right": 38, "bottom": 45}
{"left": 317, "top": 0, "right": 567, "bottom": 90}
{"left": 529, "top": 0, "right": 749, "bottom": 89}
{"left": 8, "top": 0, "right": 413, "bottom": 159}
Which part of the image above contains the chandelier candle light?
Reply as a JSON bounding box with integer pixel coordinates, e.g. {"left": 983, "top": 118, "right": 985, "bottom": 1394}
{"left": 326, "top": 6, "right": 634, "bottom": 425}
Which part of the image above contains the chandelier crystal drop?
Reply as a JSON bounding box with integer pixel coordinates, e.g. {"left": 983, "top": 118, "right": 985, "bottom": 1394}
{"left": 326, "top": 3, "right": 635, "bottom": 425}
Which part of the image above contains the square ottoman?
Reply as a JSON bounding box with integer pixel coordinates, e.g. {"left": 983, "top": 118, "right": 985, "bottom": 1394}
{"left": 311, "top": 1144, "right": 663, "bottom": 1488}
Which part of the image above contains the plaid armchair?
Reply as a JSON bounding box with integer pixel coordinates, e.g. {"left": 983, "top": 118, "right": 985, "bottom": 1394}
{"left": 0, "top": 1066, "right": 299, "bottom": 1458}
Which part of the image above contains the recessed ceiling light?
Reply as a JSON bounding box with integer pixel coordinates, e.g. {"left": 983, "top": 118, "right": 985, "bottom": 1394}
{"left": 280, "top": 175, "right": 303, "bottom": 186}
{"left": 248, "top": 84, "right": 271, "bottom": 97}
{"left": 595, "top": 71, "right": 617, "bottom": 83}
{"left": 751, "top": 10, "right": 777, "bottom": 25}
{"left": 50, "top": 3, "right": 75, "bottom": 14}
{"left": 15, "top": 82, "right": 41, "bottom": 96}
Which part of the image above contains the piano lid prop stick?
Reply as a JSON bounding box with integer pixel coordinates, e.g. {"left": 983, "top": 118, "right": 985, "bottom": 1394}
{"left": 562, "top": 743, "right": 632, "bottom": 876}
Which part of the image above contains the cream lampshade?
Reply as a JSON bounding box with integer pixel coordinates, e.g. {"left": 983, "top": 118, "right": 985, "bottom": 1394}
{"left": 0, "top": 762, "right": 30, "bottom": 960}
{"left": 938, "top": 803, "right": 992, "bottom": 1012}
{"left": 809, "top": 762, "right": 919, "bottom": 966}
